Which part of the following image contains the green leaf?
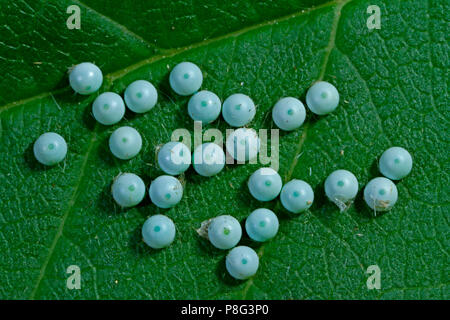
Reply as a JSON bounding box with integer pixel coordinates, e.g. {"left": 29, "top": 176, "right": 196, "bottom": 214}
{"left": 0, "top": 0, "right": 448, "bottom": 299}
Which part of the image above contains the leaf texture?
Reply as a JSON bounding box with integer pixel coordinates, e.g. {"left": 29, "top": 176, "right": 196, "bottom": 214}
{"left": 0, "top": 0, "right": 448, "bottom": 299}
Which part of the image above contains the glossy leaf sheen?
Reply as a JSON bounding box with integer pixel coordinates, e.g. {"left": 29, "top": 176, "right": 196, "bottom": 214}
{"left": 0, "top": 0, "right": 448, "bottom": 299}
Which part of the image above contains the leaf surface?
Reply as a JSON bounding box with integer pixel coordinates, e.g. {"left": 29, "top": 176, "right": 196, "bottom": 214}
{"left": 0, "top": 0, "right": 448, "bottom": 299}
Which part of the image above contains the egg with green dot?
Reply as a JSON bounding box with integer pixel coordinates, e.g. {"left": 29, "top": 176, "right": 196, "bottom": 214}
{"left": 324, "top": 169, "right": 359, "bottom": 211}
{"left": 226, "top": 246, "right": 259, "bottom": 280}
{"left": 149, "top": 175, "right": 183, "bottom": 208}
{"left": 157, "top": 141, "right": 191, "bottom": 175}
{"left": 272, "top": 97, "right": 306, "bottom": 131}
{"left": 124, "top": 80, "right": 158, "bottom": 113}
{"left": 188, "top": 90, "right": 222, "bottom": 124}
{"left": 92, "top": 92, "right": 125, "bottom": 125}
{"left": 69, "top": 62, "right": 103, "bottom": 95}
{"left": 111, "top": 173, "right": 146, "bottom": 208}
{"left": 379, "top": 147, "right": 413, "bottom": 180}
{"left": 192, "top": 143, "right": 225, "bottom": 177}
{"left": 33, "top": 132, "right": 68, "bottom": 166}
{"left": 169, "top": 62, "right": 203, "bottom": 96}
{"left": 280, "top": 179, "right": 314, "bottom": 213}
{"left": 306, "top": 81, "right": 339, "bottom": 115}
{"left": 226, "top": 128, "right": 260, "bottom": 162}
{"left": 248, "top": 167, "right": 282, "bottom": 201}
{"left": 142, "top": 214, "right": 176, "bottom": 249}
{"left": 364, "top": 177, "right": 398, "bottom": 212}
{"left": 207, "top": 215, "right": 242, "bottom": 250}
{"left": 222, "top": 93, "right": 256, "bottom": 127}
{"left": 109, "top": 126, "right": 142, "bottom": 160}
{"left": 245, "top": 208, "right": 279, "bottom": 242}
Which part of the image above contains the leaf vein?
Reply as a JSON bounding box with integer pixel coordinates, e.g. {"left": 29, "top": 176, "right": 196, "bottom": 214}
{"left": 239, "top": 0, "right": 355, "bottom": 298}
{"left": 0, "top": 0, "right": 339, "bottom": 114}
{"left": 29, "top": 125, "right": 99, "bottom": 299}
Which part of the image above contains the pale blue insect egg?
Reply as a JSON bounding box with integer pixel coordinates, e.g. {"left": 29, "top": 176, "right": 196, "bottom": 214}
{"left": 192, "top": 143, "right": 225, "bottom": 177}
{"left": 157, "top": 142, "right": 191, "bottom": 175}
{"left": 364, "top": 177, "right": 398, "bottom": 212}
{"left": 226, "top": 246, "right": 259, "bottom": 280}
{"left": 169, "top": 62, "right": 203, "bottom": 96}
{"left": 280, "top": 179, "right": 314, "bottom": 213}
{"left": 149, "top": 175, "right": 183, "bottom": 208}
{"left": 245, "top": 208, "right": 279, "bottom": 242}
{"left": 324, "top": 169, "right": 359, "bottom": 211}
{"left": 69, "top": 62, "right": 103, "bottom": 95}
{"left": 111, "top": 173, "right": 145, "bottom": 208}
{"left": 124, "top": 80, "right": 158, "bottom": 113}
{"left": 225, "top": 128, "right": 260, "bottom": 162}
{"left": 142, "top": 214, "right": 176, "bottom": 249}
{"left": 109, "top": 126, "right": 142, "bottom": 160}
{"left": 92, "top": 92, "right": 125, "bottom": 125}
{"left": 208, "top": 215, "right": 242, "bottom": 250}
{"left": 272, "top": 97, "right": 306, "bottom": 131}
{"left": 248, "top": 167, "right": 282, "bottom": 201}
{"left": 379, "top": 147, "right": 413, "bottom": 180}
{"left": 306, "top": 81, "right": 339, "bottom": 115}
{"left": 188, "top": 90, "right": 221, "bottom": 124}
{"left": 222, "top": 93, "right": 256, "bottom": 127}
{"left": 33, "top": 132, "right": 67, "bottom": 166}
